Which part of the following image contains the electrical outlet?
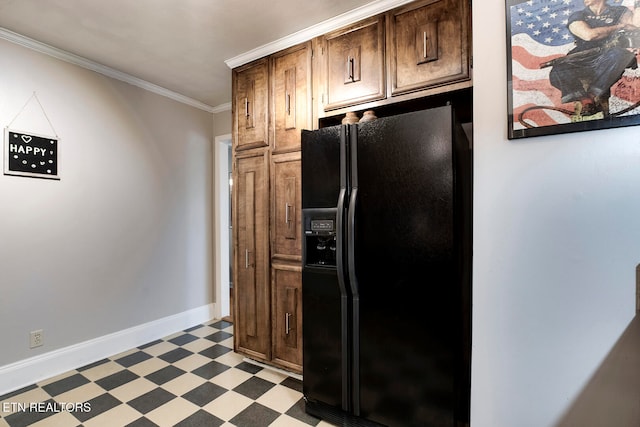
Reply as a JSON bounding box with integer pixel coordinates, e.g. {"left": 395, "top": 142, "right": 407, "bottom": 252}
{"left": 30, "top": 330, "right": 43, "bottom": 348}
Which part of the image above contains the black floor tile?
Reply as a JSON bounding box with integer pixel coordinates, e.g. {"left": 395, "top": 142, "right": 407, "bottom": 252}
{"left": 286, "top": 398, "right": 322, "bottom": 425}
{"left": 42, "top": 373, "right": 90, "bottom": 396}
{"left": 233, "top": 376, "right": 276, "bottom": 400}
{"left": 96, "top": 369, "right": 139, "bottom": 391}
{"left": 235, "top": 361, "right": 263, "bottom": 375}
{"left": 145, "top": 365, "right": 186, "bottom": 385}
{"left": 0, "top": 384, "right": 38, "bottom": 401}
{"left": 229, "top": 402, "right": 280, "bottom": 427}
{"left": 157, "top": 347, "right": 193, "bottom": 363}
{"left": 115, "top": 351, "right": 153, "bottom": 368}
{"left": 3, "top": 399, "right": 56, "bottom": 427}
{"left": 209, "top": 320, "right": 232, "bottom": 329}
{"left": 78, "top": 358, "right": 110, "bottom": 371}
{"left": 191, "top": 360, "right": 230, "bottom": 380}
{"left": 125, "top": 416, "right": 160, "bottom": 427}
{"left": 174, "top": 409, "right": 224, "bottom": 427}
{"left": 181, "top": 382, "right": 227, "bottom": 407}
{"left": 183, "top": 324, "right": 204, "bottom": 333}
{"left": 281, "top": 376, "right": 303, "bottom": 392}
{"left": 168, "top": 333, "right": 199, "bottom": 346}
{"left": 138, "top": 339, "right": 163, "bottom": 350}
{"left": 203, "top": 331, "right": 233, "bottom": 343}
{"left": 73, "top": 393, "right": 122, "bottom": 422}
{"left": 126, "top": 388, "right": 176, "bottom": 414}
{"left": 198, "top": 344, "right": 232, "bottom": 359}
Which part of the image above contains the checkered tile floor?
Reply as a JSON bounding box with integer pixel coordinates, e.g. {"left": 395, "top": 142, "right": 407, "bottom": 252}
{"left": 0, "top": 320, "right": 334, "bottom": 427}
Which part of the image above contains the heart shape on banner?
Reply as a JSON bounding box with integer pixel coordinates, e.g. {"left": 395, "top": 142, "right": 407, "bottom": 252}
{"left": 21, "top": 135, "right": 32, "bottom": 143}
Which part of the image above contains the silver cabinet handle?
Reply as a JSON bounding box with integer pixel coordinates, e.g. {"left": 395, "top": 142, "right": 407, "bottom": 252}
{"left": 423, "top": 31, "right": 428, "bottom": 59}
{"left": 285, "top": 93, "right": 291, "bottom": 115}
{"left": 244, "top": 97, "right": 249, "bottom": 118}
{"left": 244, "top": 249, "right": 251, "bottom": 268}
{"left": 348, "top": 57, "right": 355, "bottom": 81}
{"left": 285, "top": 312, "right": 292, "bottom": 335}
{"left": 285, "top": 203, "right": 291, "bottom": 225}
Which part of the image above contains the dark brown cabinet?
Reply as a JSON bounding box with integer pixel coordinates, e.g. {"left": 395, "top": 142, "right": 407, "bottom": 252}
{"left": 387, "top": 0, "right": 471, "bottom": 96}
{"left": 271, "top": 152, "right": 302, "bottom": 262}
{"left": 233, "top": 151, "right": 271, "bottom": 360}
{"left": 322, "top": 15, "right": 385, "bottom": 111}
{"left": 233, "top": 58, "right": 269, "bottom": 152}
{"left": 232, "top": 44, "right": 307, "bottom": 374}
{"left": 271, "top": 43, "right": 312, "bottom": 153}
{"left": 313, "top": 0, "right": 471, "bottom": 119}
{"left": 270, "top": 152, "right": 303, "bottom": 371}
{"left": 271, "top": 264, "right": 303, "bottom": 370}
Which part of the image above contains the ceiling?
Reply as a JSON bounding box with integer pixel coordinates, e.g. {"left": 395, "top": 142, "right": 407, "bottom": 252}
{"left": 0, "top": 0, "right": 397, "bottom": 112}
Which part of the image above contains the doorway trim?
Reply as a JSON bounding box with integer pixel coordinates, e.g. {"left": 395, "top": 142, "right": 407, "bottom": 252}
{"left": 214, "top": 133, "right": 232, "bottom": 320}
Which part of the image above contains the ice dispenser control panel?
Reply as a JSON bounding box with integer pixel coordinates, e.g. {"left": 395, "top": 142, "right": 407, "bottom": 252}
{"left": 310, "top": 219, "right": 334, "bottom": 233}
{"left": 304, "top": 211, "right": 337, "bottom": 267}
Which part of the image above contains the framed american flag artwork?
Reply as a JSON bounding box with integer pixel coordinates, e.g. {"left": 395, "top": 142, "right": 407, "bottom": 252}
{"left": 506, "top": 0, "right": 640, "bottom": 139}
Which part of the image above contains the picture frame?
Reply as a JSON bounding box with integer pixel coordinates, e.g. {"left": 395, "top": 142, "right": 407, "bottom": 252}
{"left": 506, "top": 0, "right": 640, "bottom": 139}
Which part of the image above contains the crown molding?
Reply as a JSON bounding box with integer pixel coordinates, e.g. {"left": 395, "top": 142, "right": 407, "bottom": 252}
{"left": 0, "top": 27, "right": 216, "bottom": 113}
{"left": 211, "top": 102, "right": 232, "bottom": 113}
{"left": 224, "top": 0, "right": 414, "bottom": 69}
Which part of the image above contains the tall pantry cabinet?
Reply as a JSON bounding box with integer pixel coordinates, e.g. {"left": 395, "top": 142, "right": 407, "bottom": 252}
{"left": 232, "top": 42, "right": 311, "bottom": 373}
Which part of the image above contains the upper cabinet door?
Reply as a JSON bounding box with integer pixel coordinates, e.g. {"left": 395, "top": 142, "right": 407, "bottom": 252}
{"left": 387, "top": 0, "right": 470, "bottom": 96}
{"left": 233, "top": 58, "right": 269, "bottom": 152}
{"left": 323, "top": 16, "right": 385, "bottom": 111}
{"left": 271, "top": 43, "right": 312, "bottom": 154}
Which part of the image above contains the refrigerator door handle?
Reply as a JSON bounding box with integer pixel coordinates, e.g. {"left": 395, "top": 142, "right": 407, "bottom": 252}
{"left": 335, "top": 187, "right": 347, "bottom": 296}
{"left": 346, "top": 187, "right": 358, "bottom": 296}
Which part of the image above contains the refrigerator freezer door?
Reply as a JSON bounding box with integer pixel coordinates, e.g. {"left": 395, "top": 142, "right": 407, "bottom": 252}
{"left": 302, "top": 125, "right": 353, "bottom": 416}
{"left": 301, "top": 126, "right": 342, "bottom": 210}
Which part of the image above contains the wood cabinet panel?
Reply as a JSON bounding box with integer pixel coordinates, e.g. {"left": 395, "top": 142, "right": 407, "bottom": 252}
{"left": 234, "top": 152, "right": 270, "bottom": 359}
{"left": 271, "top": 43, "right": 312, "bottom": 153}
{"left": 271, "top": 152, "right": 302, "bottom": 261}
{"left": 272, "top": 265, "right": 302, "bottom": 372}
{"left": 233, "top": 58, "right": 269, "bottom": 151}
{"left": 388, "top": 0, "right": 470, "bottom": 96}
{"left": 323, "top": 16, "right": 385, "bottom": 110}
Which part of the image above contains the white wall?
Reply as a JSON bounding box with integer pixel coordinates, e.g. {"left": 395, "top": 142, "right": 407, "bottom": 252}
{"left": 472, "top": 2, "right": 640, "bottom": 426}
{"left": 0, "top": 38, "right": 214, "bottom": 373}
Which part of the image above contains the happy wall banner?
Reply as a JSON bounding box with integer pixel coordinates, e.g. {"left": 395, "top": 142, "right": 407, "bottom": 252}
{"left": 4, "top": 129, "right": 59, "bottom": 180}
{"left": 4, "top": 92, "right": 60, "bottom": 180}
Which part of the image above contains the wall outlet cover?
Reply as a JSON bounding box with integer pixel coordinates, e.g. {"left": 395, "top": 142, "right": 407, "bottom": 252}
{"left": 30, "top": 330, "right": 43, "bottom": 348}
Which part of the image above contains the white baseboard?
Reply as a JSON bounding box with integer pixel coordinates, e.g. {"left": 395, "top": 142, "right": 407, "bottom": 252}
{"left": 0, "top": 303, "right": 216, "bottom": 396}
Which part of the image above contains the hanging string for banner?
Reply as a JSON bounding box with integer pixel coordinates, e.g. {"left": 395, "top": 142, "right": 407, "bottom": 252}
{"left": 7, "top": 91, "right": 59, "bottom": 138}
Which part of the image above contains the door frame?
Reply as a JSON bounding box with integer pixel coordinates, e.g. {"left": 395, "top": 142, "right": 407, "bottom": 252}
{"left": 214, "top": 133, "right": 232, "bottom": 320}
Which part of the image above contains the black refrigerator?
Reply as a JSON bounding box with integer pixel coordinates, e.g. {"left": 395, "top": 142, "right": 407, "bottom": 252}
{"left": 301, "top": 105, "right": 472, "bottom": 427}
